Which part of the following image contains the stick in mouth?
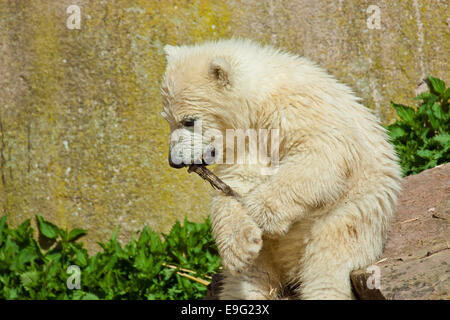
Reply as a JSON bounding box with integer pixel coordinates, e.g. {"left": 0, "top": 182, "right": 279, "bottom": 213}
{"left": 187, "top": 164, "right": 242, "bottom": 201}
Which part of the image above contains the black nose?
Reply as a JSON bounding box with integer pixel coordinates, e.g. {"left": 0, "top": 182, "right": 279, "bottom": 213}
{"left": 202, "top": 147, "right": 216, "bottom": 165}
{"left": 169, "top": 155, "right": 186, "bottom": 169}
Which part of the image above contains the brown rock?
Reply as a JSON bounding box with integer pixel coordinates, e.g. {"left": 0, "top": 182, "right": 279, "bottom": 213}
{"left": 362, "top": 163, "right": 450, "bottom": 300}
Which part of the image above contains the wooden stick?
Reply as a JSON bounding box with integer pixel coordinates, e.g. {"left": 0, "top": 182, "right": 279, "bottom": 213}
{"left": 187, "top": 164, "right": 242, "bottom": 201}
{"left": 162, "top": 263, "right": 212, "bottom": 279}
{"left": 163, "top": 263, "right": 212, "bottom": 285}
{"left": 176, "top": 271, "right": 211, "bottom": 286}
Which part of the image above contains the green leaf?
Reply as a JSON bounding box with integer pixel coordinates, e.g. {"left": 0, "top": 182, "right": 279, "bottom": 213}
{"left": 14, "top": 219, "right": 32, "bottom": 240}
{"left": 18, "top": 247, "right": 38, "bottom": 268}
{"left": 433, "top": 133, "right": 450, "bottom": 146}
{"left": 45, "top": 251, "right": 62, "bottom": 262}
{"left": 68, "top": 228, "right": 87, "bottom": 242}
{"left": 391, "top": 102, "right": 415, "bottom": 124}
{"left": 417, "top": 149, "right": 434, "bottom": 159}
{"left": 388, "top": 125, "right": 407, "bottom": 140}
{"left": 444, "top": 88, "right": 450, "bottom": 101}
{"left": 137, "top": 227, "right": 150, "bottom": 248}
{"left": 428, "top": 76, "right": 445, "bottom": 95}
{"left": 82, "top": 293, "right": 99, "bottom": 300}
{"left": 5, "top": 288, "right": 18, "bottom": 299}
{"left": 150, "top": 231, "right": 163, "bottom": 254}
{"left": 414, "top": 92, "right": 434, "bottom": 101}
{"left": 71, "top": 290, "right": 85, "bottom": 300}
{"left": 419, "top": 127, "right": 430, "bottom": 141}
{"left": 134, "top": 250, "right": 147, "bottom": 271}
{"left": 431, "top": 102, "right": 444, "bottom": 120}
{"left": 59, "top": 228, "right": 68, "bottom": 242}
{"left": 426, "top": 108, "right": 440, "bottom": 130}
{"left": 20, "top": 271, "right": 39, "bottom": 289}
{"left": 36, "top": 215, "right": 59, "bottom": 239}
{"left": 71, "top": 244, "right": 88, "bottom": 267}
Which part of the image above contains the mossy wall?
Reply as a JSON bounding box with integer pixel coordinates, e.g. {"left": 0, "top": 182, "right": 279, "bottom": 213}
{"left": 0, "top": 0, "right": 448, "bottom": 252}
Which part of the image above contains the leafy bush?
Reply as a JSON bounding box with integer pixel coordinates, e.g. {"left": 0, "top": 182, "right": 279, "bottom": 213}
{"left": 386, "top": 76, "right": 449, "bottom": 176}
{"left": 0, "top": 214, "right": 220, "bottom": 299}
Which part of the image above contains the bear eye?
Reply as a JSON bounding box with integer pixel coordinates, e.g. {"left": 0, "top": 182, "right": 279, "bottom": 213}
{"left": 182, "top": 118, "right": 196, "bottom": 127}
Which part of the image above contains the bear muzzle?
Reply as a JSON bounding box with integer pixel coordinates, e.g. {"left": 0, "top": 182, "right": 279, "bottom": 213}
{"left": 168, "top": 145, "right": 216, "bottom": 169}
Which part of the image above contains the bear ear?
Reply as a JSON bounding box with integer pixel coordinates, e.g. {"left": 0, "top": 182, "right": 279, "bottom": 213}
{"left": 163, "top": 44, "right": 178, "bottom": 61}
{"left": 209, "top": 57, "right": 232, "bottom": 88}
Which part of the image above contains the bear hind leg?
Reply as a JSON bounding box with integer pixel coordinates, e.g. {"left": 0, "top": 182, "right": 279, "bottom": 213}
{"left": 218, "top": 260, "right": 282, "bottom": 300}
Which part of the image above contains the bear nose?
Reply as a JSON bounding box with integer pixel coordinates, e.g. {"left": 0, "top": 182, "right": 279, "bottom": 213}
{"left": 202, "top": 147, "right": 216, "bottom": 165}
{"left": 168, "top": 155, "right": 186, "bottom": 169}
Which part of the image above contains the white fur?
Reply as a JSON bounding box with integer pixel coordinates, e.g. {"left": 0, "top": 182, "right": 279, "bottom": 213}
{"left": 161, "top": 39, "right": 402, "bottom": 300}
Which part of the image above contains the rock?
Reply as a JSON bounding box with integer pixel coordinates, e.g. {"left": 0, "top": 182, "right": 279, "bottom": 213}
{"left": 0, "top": 1, "right": 448, "bottom": 253}
{"left": 354, "top": 163, "right": 449, "bottom": 300}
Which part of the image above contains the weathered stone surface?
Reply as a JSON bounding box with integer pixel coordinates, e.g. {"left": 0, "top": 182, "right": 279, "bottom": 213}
{"left": 0, "top": 1, "right": 448, "bottom": 252}
{"left": 375, "top": 163, "right": 449, "bottom": 300}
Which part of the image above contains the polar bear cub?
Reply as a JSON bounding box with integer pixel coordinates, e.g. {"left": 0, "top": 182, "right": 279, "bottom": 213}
{"left": 160, "top": 39, "right": 402, "bottom": 300}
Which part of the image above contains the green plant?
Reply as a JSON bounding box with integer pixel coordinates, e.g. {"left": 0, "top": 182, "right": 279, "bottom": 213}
{"left": 387, "top": 76, "right": 449, "bottom": 176}
{"left": 0, "top": 214, "right": 220, "bottom": 300}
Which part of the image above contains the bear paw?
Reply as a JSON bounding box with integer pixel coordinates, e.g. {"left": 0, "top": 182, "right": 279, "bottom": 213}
{"left": 244, "top": 194, "right": 293, "bottom": 239}
{"left": 220, "top": 216, "right": 263, "bottom": 275}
